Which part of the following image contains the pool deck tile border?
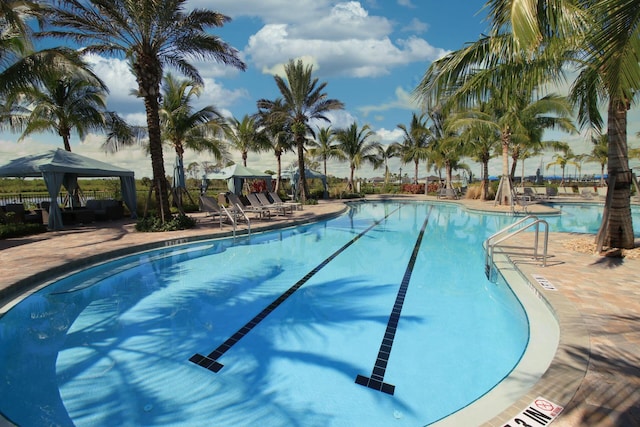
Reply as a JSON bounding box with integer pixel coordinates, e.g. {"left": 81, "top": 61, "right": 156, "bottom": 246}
{"left": 1, "top": 195, "right": 639, "bottom": 426}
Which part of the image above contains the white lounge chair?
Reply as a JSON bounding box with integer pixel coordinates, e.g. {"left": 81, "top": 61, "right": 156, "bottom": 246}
{"left": 199, "top": 195, "right": 226, "bottom": 227}
{"left": 227, "top": 193, "right": 270, "bottom": 219}
{"left": 254, "top": 192, "right": 292, "bottom": 215}
{"left": 269, "top": 191, "right": 303, "bottom": 211}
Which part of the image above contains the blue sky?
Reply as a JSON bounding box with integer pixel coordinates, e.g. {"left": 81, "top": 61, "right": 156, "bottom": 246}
{"left": 2, "top": 0, "right": 637, "bottom": 181}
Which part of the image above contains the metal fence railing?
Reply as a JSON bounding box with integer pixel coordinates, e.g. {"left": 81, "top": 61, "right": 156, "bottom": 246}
{"left": 0, "top": 190, "right": 121, "bottom": 207}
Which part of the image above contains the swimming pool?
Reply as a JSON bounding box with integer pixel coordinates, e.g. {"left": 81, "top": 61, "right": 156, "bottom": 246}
{"left": 544, "top": 201, "right": 640, "bottom": 236}
{"left": 1, "top": 201, "right": 556, "bottom": 426}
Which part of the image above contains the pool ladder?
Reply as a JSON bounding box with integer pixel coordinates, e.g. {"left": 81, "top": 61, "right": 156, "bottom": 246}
{"left": 483, "top": 215, "right": 549, "bottom": 281}
{"left": 221, "top": 204, "right": 251, "bottom": 238}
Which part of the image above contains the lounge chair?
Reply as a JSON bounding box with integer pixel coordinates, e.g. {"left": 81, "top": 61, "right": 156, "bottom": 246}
{"left": 269, "top": 191, "right": 302, "bottom": 211}
{"left": 580, "top": 189, "right": 597, "bottom": 199}
{"left": 532, "top": 187, "right": 549, "bottom": 199}
{"left": 521, "top": 187, "right": 543, "bottom": 201}
{"left": 253, "top": 192, "right": 292, "bottom": 216}
{"left": 199, "top": 195, "right": 226, "bottom": 227}
{"left": 227, "top": 193, "right": 270, "bottom": 219}
{"left": 436, "top": 187, "right": 459, "bottom": 200}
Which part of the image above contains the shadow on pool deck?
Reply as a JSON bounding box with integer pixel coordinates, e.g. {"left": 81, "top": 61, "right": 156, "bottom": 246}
{"left": 1, "top": 195, "right": 639, "bottom": 426}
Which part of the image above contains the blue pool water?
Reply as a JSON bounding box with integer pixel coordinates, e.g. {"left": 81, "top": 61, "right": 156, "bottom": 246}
{"left": 0, "top": 200, "right": 625, "bottom": 426}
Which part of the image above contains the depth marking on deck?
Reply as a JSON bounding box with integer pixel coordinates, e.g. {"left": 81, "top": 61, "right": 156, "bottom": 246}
{"left": 355, "top": 206, "right": 432, "bottom": 395}
{"left": 190, "top": 206, "right": 401, "bottom": 373}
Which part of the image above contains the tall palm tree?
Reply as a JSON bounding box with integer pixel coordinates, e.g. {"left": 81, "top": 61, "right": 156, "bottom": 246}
{"left": 257, "top": 59, "right": 343, "bottom": 202}
{"left": 486, "top": 0, "right": 639, "bottom": 248}
{"left": 0, "top": 2, "right": 88, "bottom": 129}
{"left": 569, "top": 1, "right": 639, "bottom": 248}
{"left": 335, "top": 123, "right": 381, "bottom": 191}
{"left": 586, "top": 134, "right": 609, "bottom": 187}
{"left": 225, "top": 114, "right": 271, "bottom": 167}
{"left": 15, "top": 69, "right": 124, "bottom": 152}
{"left": 308, "top": 126, "right": 344, "bottom": 179}
{"left": 507, "top": 93, "right": 576, "bottom": 180}
{"left": 375, "top": 143, "right": 401, "bottom": 185}
{"left": 159, "top": 73, "right": 229, "bottom": 205}
{"left": 447, "top": 107, "right": 501, "bottom": 200}
{"left": 256, "top": 100, "right": 296, "bottom": 192}
{"left": 397, "top": 112, "right": 432, "bottom": 184}
{"left": 546, "top": 148, "right": 579, "bottom": 185}
{"left": 426, "top": 110, "right": 465, "bottom": 191}
{"left": 43, "top": 0, "right": 246, "bottom": 219}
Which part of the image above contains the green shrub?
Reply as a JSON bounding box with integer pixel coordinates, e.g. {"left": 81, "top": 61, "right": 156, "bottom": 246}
{"left": 0, "top": 223, "right": 47, "bottom": 239}
{"left": 135, "top": 214, "right": 197, "bottom": 232}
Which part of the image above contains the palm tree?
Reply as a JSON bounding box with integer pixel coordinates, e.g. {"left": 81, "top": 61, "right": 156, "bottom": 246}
{"left": 486, "top": 0, "right": 639, "bottom": 248}
{"left": 397, "top": 112, "right": 432, "bottom": 184}
{"left": 426, "top": 110, "right": 466, "bottom": 191}
{"left": 0, "top": 2, "right": 83, "bottom": 97}
{"left": 507, "top": 93, "right": 576, "bottom": 180}
{"left": 225, "top": 114, "right": 271, "bottom": 167}
{"left": 308, "top": 126, "right": 344, "bottom": 179}
{"left": 15, "top": 69, "right": 126, "bottom": 152}
{"left": 447, "top": 107, "right": 500, "bottom": 200}
{"left": 257, "top": 59, "right": 343, "bottom": 202}
{"left": 375, "top": 143, "right": 401, "bottom": 185}
{"left": 159, "top": 73, "right": 229, "bottom": 205}
{"left": 546, "top": 148, "right": 579, "bottom": 185}
{"left": 335, "top": 123, "right": 381, "bottom": 192}
{"left": 43, "top": 0, "right": 246, "bottom": 220}
{"left": 257, "top": 101, "right": 295, "bottom": 192}
{"left": 586, "top": 134, "right": 609, "bottom": 187}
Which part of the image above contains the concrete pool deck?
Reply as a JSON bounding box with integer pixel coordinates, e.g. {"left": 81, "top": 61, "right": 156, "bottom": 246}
{"left": 0, "top": 196, "right": 638, "bottom": 426}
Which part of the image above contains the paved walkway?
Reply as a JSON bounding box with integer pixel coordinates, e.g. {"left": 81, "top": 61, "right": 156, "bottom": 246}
{"left": 1, "top": 196, "right": 639, "bottom": 426}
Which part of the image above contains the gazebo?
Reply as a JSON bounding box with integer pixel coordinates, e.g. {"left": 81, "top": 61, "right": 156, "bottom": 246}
{"left": 209, "top": 164, "right": 273, "bottom": 195}
{"left": 0, "top": 149, "right": 137, "bottom": 230}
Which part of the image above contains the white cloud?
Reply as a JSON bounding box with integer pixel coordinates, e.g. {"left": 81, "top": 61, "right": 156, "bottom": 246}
{"left": 397, "top": 0, "right": 415, "bottom": 8}
{"left": 83, "top": 54, "right": 139, "bottom": 110}
{"left": 402, "top": 18, "right": 428, "bottom": 34}
{"left": 289, "top": 2, "right": 392, "bottom": 40}
{"left": 199, "top": 77, "right": 250, "bottom": 109}
{"left": 247, "top": 26, "right": 446, "bottom": 78}
{"left": 188, "top": 0, "right": 333, "bottom": 23}
{"left": 358, "top": 87, "right": 420, "bottom": 116}
{"left": 375, "top": 127, "right": 404, "bottom": 144}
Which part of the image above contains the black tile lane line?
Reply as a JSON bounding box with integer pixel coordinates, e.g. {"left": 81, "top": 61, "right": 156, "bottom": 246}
{"left": 355, "top": 206, "right": 432, "bottom": 395}
{"left": 190, "top": 206, "right": 402, "bottom": 373}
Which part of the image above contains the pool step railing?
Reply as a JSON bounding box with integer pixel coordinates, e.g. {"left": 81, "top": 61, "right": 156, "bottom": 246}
{"left": 484, "top": 215, "right": 549, "bottom": 280}
{"left": 222, "top": 203, "right": 250, "bottom": 238}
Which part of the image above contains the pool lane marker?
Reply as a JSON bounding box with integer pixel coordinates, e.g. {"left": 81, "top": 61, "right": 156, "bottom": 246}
{"left": 355, "top": 206, "right": 432, "bottom": 395}
{"left": 190, "top": 206, "right": 401, "bottom": 373}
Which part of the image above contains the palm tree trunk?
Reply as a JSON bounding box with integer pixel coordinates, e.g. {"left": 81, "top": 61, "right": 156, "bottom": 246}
{"left": 598, "top": 98, "right": 634, "bottom": 249}
{"left": 296, "top": 136, "right": 308, "bottom": 202}
{"left": 482, "top": 160, "right": 489, "bottom": 200}
{"left": 143, "top": 93, "right": 171, "bottom": 220}
{"left": 275, "top": 153, "right": 282, "bottom": 192}
{"left": 349, "top": 166, "right": 355, "bottom": 191}
{"left": 495, "top": 131, "right": 513, "bottom": 205}
{"left": 414, "top": 159, "right": 419, "bottom": 184}
{"left": 62, "top": 133, "right": 72, "bottom": 152}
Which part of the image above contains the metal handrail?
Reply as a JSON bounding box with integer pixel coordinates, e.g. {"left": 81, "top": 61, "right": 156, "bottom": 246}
{"left": 484, "top": 215, "right": 549, "bottom": 276}
{"left": 227, "top": 203, "right": 251, "bottom": 237}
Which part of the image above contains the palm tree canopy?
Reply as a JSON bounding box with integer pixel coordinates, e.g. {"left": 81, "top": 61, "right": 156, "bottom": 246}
{"left": 41, "top": 0, "right": 246, "bottom": 91}
{"left": 15, "top": 68, "right": 113, "bottom": 151}
{"left": 257, "top": 59, "right": 343, "bottom": 200}
{"left": 335, "top": 122, "right": 380, "bottom": 190}
{"left": 159, "top": 73, "right": 228, "bottom": 161}
{"left": 225, "top": 114, "right": 271, "bottom": 166}
{"left": 41, "top": 0, "right": 245, "bottom": 219}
